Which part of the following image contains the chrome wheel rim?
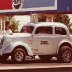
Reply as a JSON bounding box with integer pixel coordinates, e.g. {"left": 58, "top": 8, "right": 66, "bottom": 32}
{"left": 15, "top": 51, "right": 24, "bottom": 62}
{"left": 62, "top": 50, "right": 71, "bottom": 62}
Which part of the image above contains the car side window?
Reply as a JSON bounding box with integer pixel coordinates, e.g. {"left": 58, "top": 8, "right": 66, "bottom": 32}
{"left": 35, "top": 27, "right": 52, "bottom": 34}
{"left": 55, "top": 27, "right": 67, "bottom": 35}
{"left": 20, "top": 26, "right": 34, "bottom": 33}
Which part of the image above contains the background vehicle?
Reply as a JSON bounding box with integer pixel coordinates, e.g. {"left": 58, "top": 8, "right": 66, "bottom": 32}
{"left": 0, "top": 22, "right": 72, "bottom": 63}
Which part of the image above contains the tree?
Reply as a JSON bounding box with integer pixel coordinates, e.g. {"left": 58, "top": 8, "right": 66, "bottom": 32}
{"left": 11, "top": 18, "right": 19, "bottom": 33}
{"left": 68, "top": 23, "right": 72, "bottom": 34}
{"left": 38, "top": 15, "right": 46, "bottom": 22}
{"left": 5, "top": 16, "right": 19, "bottom": 33}
{"left": 53, "top": 14, "right": 70, "bottom": 26}
{"left": 53, "top": 14, "right": 72, "bottom": 33}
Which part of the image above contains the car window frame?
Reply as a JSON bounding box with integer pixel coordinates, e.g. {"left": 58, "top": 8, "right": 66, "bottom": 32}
{"left": 20, "top": 25, "right": 34, "bottom": 33}
{"left": 35, "top": 26, "right": 53, "bottom": 35}
{"left": 55, "top": 27, "right": 67, "bottom": 35}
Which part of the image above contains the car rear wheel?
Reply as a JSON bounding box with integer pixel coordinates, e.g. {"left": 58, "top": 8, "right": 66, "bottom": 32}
{"left": 57, "top": 46, "right": 72, "bottom": 63}
{"left": 11, "top": 48, "right": 26, "bottom": 63}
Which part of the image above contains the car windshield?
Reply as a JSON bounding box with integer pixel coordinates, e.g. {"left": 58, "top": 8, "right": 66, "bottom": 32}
{"left": 20, "top": 26, "right": 34, "bottom": 33}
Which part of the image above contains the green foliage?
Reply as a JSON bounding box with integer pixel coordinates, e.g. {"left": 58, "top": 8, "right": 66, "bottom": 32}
{"left": 53, "top": 14, "right": 72, "bottom": 34}
{"left": 11, "top": 18, "right": 19, "bottom": 33}
{"left": 68, "top": 23, "right": 72, "bottom": 34}
{"left": 53, "top": 14, "right": 70, "bottom": 26}
{"left": 5, "top": 16, "right": 19, "bottom": 33}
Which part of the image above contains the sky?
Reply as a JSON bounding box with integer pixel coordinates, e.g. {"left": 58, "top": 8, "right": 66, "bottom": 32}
{"left": 14, "top": 14, "right": 72, "bottom": 31}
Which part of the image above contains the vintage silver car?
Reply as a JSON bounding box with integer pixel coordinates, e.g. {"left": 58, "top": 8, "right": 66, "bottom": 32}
{"left": 0, "top": 22, "right": 72, "bottom": 63}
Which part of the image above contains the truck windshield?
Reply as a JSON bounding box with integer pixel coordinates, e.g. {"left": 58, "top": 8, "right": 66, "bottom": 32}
{"left": 20, "top": 26, "right": 34, "bottom": 33}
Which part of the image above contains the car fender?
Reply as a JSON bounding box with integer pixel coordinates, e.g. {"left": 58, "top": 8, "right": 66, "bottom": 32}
{"left": 57, "top": 39, "right": 72, "bottom": 54}
{"left": 3, "top": 41, "right": 33, "bottom": 56}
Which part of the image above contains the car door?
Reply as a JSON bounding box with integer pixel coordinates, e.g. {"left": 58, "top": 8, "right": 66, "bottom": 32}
{"left": 32, "top": 26, "right": 54, "bottom": 55}
{"left": 53, "top": 27, "right": 67, "bottom": 52}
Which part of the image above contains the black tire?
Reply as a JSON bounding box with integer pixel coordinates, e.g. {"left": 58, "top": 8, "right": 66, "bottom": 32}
{"left": 39, "top": 55, "right": 52, "bottom": 61}
{"left": 57, "top": 46, "right": 72, "bottom": 63}
{"left": 0, "top": 55, "right": 9, "bottom": 63}
{"left": 11, "top": 48, "right": 26, "bottom": 63}
{"left": 2, "top": 55, "right": 9, "bottom": 60}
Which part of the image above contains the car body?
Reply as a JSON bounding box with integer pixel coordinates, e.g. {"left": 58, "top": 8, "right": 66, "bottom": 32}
{"left": 0, "top": 22, "right": 72, "bottom": 63}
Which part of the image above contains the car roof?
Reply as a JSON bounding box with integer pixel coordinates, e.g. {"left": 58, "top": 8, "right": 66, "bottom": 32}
{"left": 26, "top": 22, "right": 67, "bottom": 28}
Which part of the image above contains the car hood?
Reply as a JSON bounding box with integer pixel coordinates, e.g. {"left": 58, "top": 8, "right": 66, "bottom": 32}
{"left": 3, "top": 33, "right": 31, "bottom": 38}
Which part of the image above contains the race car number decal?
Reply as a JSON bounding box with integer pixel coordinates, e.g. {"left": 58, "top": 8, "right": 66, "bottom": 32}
{"left": 40, "top": 41, "right": 48, "bottom": 44}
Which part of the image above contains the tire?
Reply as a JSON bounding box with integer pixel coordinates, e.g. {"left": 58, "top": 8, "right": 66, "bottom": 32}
{"left": 0, "top": 55, "right": 9, "bottom": 63}
{"left": 39, "top": 55, "right": 52, "bottom": 61}
{"left": 11, "top": 48, "right": 26, "bottom": 63}
{"left": 57, "top": 46, "right": 72, "bottom": 63}
{"left": 2, "top": 55, "right": 9, "bottom": 60}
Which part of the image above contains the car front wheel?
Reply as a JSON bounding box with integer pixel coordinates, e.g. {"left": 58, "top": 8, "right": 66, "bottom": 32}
{"left": 11, "top": 48, "right": 26, "bottom": 63}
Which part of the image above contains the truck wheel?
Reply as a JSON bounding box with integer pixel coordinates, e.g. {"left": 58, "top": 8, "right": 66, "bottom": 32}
{"left": 11, "top": 48, "right": 26, "bottom": 63}
{"left": 57, "top": 46, "right": 72, "bottom": 63}
{"left": 39, "top": 55, "right": 52, "bottom": 61}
